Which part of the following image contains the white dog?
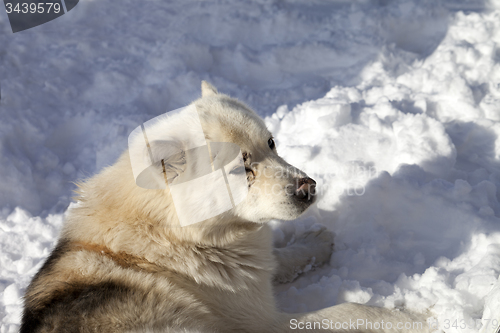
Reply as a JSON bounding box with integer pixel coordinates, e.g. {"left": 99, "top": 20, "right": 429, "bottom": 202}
{"left": 21, "top": 82, "right": 429, "bottom": 332}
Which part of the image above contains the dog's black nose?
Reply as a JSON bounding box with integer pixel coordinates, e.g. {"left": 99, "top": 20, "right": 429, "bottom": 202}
{"left": 294, "top": 177, "right": 316, "bottom": 201}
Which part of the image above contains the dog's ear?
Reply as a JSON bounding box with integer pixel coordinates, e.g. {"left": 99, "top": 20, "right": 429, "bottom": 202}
{"left": 201, "top": 81, "right": 218, "bottom": 97}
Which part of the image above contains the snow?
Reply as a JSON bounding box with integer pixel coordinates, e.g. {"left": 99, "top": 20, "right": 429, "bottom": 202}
{"left": 1, "top": 0, "right": 500, "bottom": 332}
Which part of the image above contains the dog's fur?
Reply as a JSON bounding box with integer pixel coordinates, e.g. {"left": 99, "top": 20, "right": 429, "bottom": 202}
{"left": 21, "top": 82, "right": 429, "bottom": 333}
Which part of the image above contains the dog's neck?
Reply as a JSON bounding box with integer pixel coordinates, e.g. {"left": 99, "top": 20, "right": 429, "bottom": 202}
{"left": 66, "top": 223, "right": 275, "bottom": 291}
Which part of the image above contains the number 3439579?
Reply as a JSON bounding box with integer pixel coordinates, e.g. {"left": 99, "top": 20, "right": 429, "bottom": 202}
{"left": 5, "top": 2, "right": 61, "bottom": 14}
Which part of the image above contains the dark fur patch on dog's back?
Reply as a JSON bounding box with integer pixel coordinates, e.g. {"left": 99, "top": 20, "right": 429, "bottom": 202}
{"left": 21, "top": 280, "right": 133, "bottom": 333}
{"left": 20, "top": 240, "right": 136, "bottom": 332}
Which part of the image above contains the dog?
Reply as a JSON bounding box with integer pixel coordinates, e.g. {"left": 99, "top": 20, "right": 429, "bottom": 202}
{"left": 21, "top": 82, "right": 429, "bottom": 332}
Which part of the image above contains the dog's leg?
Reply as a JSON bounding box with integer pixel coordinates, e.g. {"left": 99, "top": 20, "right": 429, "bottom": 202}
{"left": 273, "top": 228, "right": 334, "bottom": 284}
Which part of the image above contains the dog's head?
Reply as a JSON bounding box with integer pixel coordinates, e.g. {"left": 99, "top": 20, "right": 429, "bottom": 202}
{"left": 130, "top": 82, "right": 316, "bottom": 225}
{"left": 194, "top": 82, "right": 316, "bottom": 223}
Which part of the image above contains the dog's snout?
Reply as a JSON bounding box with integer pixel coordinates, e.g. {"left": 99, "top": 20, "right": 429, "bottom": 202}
{"left": 294, "top": 177, "right": 316, "bottom": 201}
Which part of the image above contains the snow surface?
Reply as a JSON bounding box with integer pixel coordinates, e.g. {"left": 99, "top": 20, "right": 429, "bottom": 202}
{"left": 1, "top": 0, "right": 500, "bottom": 332}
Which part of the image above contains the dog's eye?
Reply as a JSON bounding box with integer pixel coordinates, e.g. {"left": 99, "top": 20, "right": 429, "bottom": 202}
{"left": 268, "top": 138, "right": 275, "bottom": 150}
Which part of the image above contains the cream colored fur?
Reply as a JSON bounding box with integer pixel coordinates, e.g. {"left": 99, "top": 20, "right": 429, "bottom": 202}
{"left": 55, "top": 82, "right": 430, "bottom": 332}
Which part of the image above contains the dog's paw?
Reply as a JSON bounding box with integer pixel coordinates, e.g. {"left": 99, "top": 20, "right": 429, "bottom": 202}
{"left": 273, "top": 227, "right": 334, "bottom": 284}
{"left": 294, "top": 228, "right": 334, "bottom": 267}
